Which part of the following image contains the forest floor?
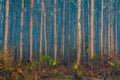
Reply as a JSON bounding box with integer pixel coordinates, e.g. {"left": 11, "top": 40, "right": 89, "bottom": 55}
{"left": 1, "top": 54, "right": 120, "bottom": 80}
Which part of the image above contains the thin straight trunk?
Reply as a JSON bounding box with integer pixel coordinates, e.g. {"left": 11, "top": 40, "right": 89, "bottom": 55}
{"left": 67, "top": 1, "right": 71, "bottom": 64}
{"left": 104, "top": 23, "right": 107, "bottom": 55}
{"left": 90, "top": 0, "right": 94, "bottom": 59}
{"left": 61, "top": 0, "right": 65, "bottom": 62}
{"left": 108, "top": 0, "right": 111, "bottom": 58}
{"left": 82, "top": 1, "right": 85, "bottom": 62}
{"left": 44, "top": 2, "right": 47, "bottom": 55}
{"left": 30, "top": 0, "right": 34, "bottom": 61}
{"left": 40, "top": 0, "right": 44, "bottom": 57}
{"left": 20, "top": 0, "right": 24, "bottom": 62}
{"left": 88, "top": 0, "right": 91, "bottom": 60}
{"left": 111, "top": 27, "right": 114, "bottom": 58}
{"left": 110, "top": 0, "right": 114, "bottom": 59}
{"left": 4, "top": 0, "right": 10, "bottom": 59}
{"left": 77, "top": 0, "right": 82, "bottom": 65}
{"left": 54, "top": 0, "right": 57, "bottom": 61}
{"left": 100, "top": 0, "right": 103, "bottom": 58}
{"left": 115, "top": 0, "right": 118, "bottom": 59}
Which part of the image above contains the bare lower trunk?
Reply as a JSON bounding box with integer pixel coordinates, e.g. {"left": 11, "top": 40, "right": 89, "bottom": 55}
{"left": 77, "top": 0, "right": 82, "bottom": 65}
{"left": 20, "top": 0, "right": 24, "bottom": 62}
{"left": 115, "top": 0, "right": 118, "bottom": 59}
{"left": 90, "top": 0, "right": 94, "bottom": 59}
{"left": 108, "top": 0, "right": 111, "bottom": 58}
{"left": 61, "top": 0, "right": 65, "bottom": 62}
{"left": 54, "top": 0, "right": 57, "bottom": 61}
{"left": 30, "top": 0, "right": 34, "bottom": 61}
{"left": 4, "top": 0, "right": 10, "bottom": 60}
{"left": 44, "top": 3, "right": 47, "bottom": 55}
{"left": 82, "top": 1, "right": 85, "bottom": 62}
{"left": 40, "top": 0, "right": 44, "bottom": 57}
{"left": 100, "top": 0, "right": 103, "bottom": 58}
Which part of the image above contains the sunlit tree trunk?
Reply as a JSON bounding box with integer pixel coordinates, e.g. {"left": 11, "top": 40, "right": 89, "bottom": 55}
{"left": 4, "top": 0, "right": 10, "bottom": 59}
{"left": 76, "top": 0, "right": 82, "bottom": 65}
{"left": 61, "top": 0, "right": 65, "bottom": 62}
{"left": 90, "top": 0, "right": 94, "bottom": 59}
{"left": 43, "top": 1, "right": 47, "bottom": 55}
{"left": 111, "top": 27, "right": 114, "bottom": 58}
{"left": 115, "top": 0, "right": 118, "bottom": 59}
{"left": 100, "top": 0, "right": 103, "bottom": 58}
{"left": 54, "top": 0, "right": 57, "bottom": 61}
{"left": 40, "top": 0, "right": 44, "bottom": 57}
{"left": 82, "top": 1, "right": 85, "bottom": 62}
{"left": 108, "top": 0, "right": 111, "bottom": 58}
{"left": 30, "top": 0, "right": 34, "bottom": 61}
{"left": 20, "top": 0, "right": 24, "bottom": 62}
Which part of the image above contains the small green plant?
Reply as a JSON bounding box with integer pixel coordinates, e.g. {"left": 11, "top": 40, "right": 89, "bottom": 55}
{"left": 51, "top": 59, "right": 58, "bottom": 66}
{"left": 39, "top": 55, "right": 53, "bottom": 64}
{"left": 73, "top": 63, "right": 78, "bottom": 70}
{"left": 86, "top": 48, "right": 90, "bottom": 54}
{"left": 91, "top": 56, "right": 98, "bottom": 62}
{"left": 112, "top": 60, "right": 120, "bottom": 69}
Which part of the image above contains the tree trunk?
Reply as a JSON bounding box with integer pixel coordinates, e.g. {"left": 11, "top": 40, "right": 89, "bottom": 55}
{"left": 54, "top": 0, "right": 57, "bottom": 61}
{"left": 43, "top": 1, "right": 47, "bottom": 55}
{"left": 90, "top": 0, "right": 94, "bottom": 59}
{"left": 40, "top": 0, "right": 44, "bottom": 57}
{"left": 82, "top": 0, "right": 85, "bottom": 62}
{"left": 30, "top": 0, "right": 34, "bottom": 61}
{"left": 67, "top": 1, "right": 71, "bottom": 64}
{"left": 77, "top": 0, "right": 82, "bottom": 65}
{"left": 108, "top": 0, "right": 111, "bottom": 58}
{"left": 4, "top": 0, "right": 10, "bottom": 60}
{"left": 100, "top": 0, "right": 103, "bottom": 58}
{"left": 88, "top": 0, "right": 91, "bottom": 60}
{"left": 61, "top": 0, "right": 65, "bottom": 62}
{"left": 115, "top": 0, "right": 118, "bottom": 59}
{"left": 20, "top": 0, "right": 24, "bottom": 62}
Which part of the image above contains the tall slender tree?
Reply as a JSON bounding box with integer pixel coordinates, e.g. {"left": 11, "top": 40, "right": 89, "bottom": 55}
{"left": 67, "top": 1, "right": 71, "bottom": 64}
{"left": 88, "top": 0, "right": 91, "bottom": 60}
{"left": 54, "top": 0, "right": 57, "bottom": 61}
{"left": 61, "top": 0, "right": 65, "bottom": 62}
{"left": 20, "top": 0, "right": 24, "bottom": 62}
{"left": 40, "top": 0, "right": 44, "bottom": 57}
{"left": 4, "top": 0, "right": 10, "bottom": 59}
{"left": 82, "top": 0, "right": 85, "bottom": 61}
{"left": 108, "top": 0, "right": 111, "bottom": 58}
{"left": 90, "top": 0, "right": 94, "bottom": 59}
{"left": 115, "top": 0, "right": 118, "bottom": 59}
{"left": 43, "top": 1, "right": 47, "bottom": 55}
{"left": 76, "top": 0, "right": 82, "bottom": 65}
{"left": 30, "top": 0, "right": 34, "bottom": 61}
{"left": 100, "top": 0, "right": 103, "bottom": 58}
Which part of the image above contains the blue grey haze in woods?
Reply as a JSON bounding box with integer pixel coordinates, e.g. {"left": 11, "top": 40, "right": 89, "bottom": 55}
{"left": 0, "top": 0, "right": 120, "bottom": 61}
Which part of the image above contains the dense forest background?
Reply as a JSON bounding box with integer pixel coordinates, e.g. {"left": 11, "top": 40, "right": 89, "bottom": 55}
{"left": 0, "top": 0, "right": 120, "bottom": 63}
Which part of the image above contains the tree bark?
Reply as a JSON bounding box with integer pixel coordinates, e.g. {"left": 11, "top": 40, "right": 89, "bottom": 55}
{"left": 115, "top": 0, "right": 118, "bottom": 59}
{"left": 108, "top": 0, "right": 111, "bottom": 58}
{"left": 20, "top": 0, "right": 24, "bottom": 62}
{"left": 61, "top": 0, "right": 65, "bottom": 62}
{"left": 100, "top": 0, "right": 103, "bottom": 58}
{"left": 30, "top": 0, "right": 34, "bottom": 61}
{"left": 90, "top": 0, "right": 94, "bottom": 59}
{"left": 4, "top": 0, "right": 10, "bottom": 60}
{"left": 43, "top": 1, "right": 47, "bottom": 55}
{"left": 54, "top": 0, "right": 57, "bottom": 61}
{"left": 77, "top": 0, "right": 82, "bottom": 65}
{"left": 40, "top": 0, "right": 44, "bottom": 57}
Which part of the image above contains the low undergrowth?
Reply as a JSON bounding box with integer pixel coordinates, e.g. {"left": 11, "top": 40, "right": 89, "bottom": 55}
{"left": 0, "top": 52, "right": 120, "bottom": 80}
